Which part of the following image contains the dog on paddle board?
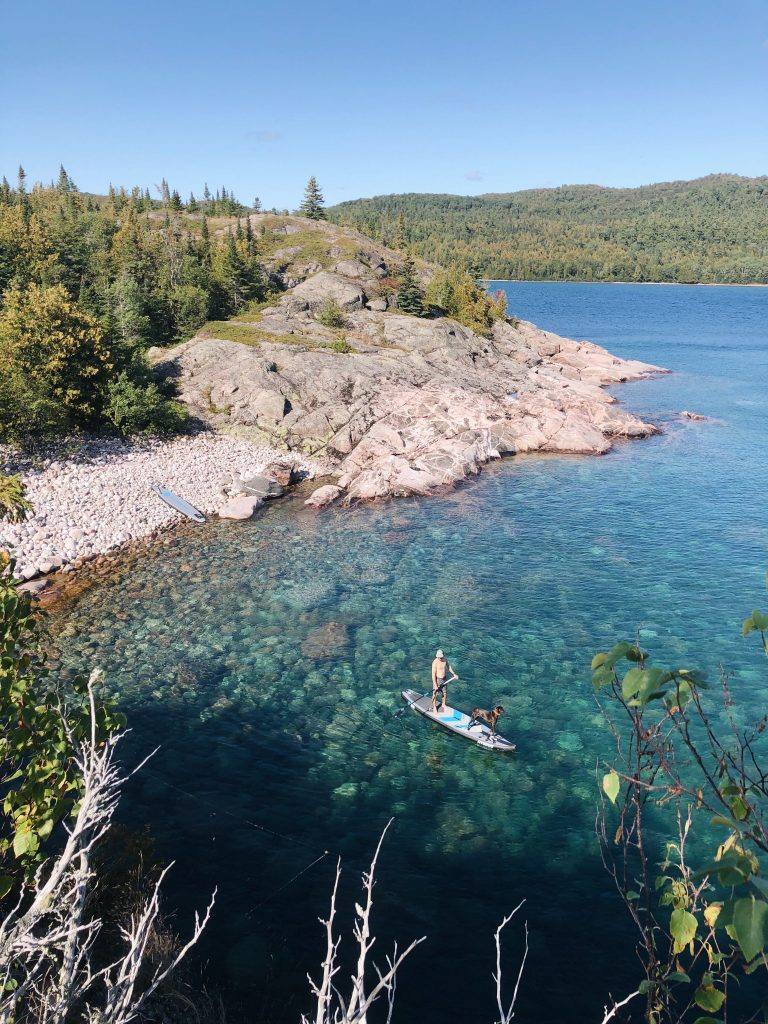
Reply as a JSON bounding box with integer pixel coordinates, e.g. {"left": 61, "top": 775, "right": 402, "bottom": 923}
{"left": 468, "top": 705, "right": 504, "bottom": 734}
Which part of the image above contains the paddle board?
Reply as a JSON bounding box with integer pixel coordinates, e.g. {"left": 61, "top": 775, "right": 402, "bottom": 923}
{"left": 152, "top": 485, "right": 206, "bottom": 523}
{"left": 402, "top": 689, "right": 516, "bottom": 752}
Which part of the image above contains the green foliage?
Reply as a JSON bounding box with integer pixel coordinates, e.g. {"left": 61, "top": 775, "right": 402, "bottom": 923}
{"left": 0, "top": 552, "right": 124, "bottom": 885}
{"left": 0, "top": 174, "right": 268, "bottom": 440}
{"left": 593, "top": 569, "right": 768, "bottom": 1023}
{"left": 299, "top": 176, "right": 326, "bottom": 221}
{"left": 424, "top": 265, "right": 506, "bottom": 336}
{"left": 315, "top": 297, "right": 348, "bottom": 329}
{"left": 0, "top": 475, "right": 32, "bottom": 523}
{"left": 329, "top": 174, "right": 768, "bottom": 284}
{"left": 0, "top": 283, "right": 115, "bottom": 437}
{"left": 103, "top": 368, "right": 188, "bottom": 435}
{"left": 328, "top": 336, "right": 352, "bottom": 353}
{"left": 396, "top": 256, "right": 425, "bottom": 316}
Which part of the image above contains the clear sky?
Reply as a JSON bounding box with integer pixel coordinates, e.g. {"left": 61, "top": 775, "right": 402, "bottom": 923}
{"left": 2, "top": 0, "right": 766, "bottom": 209}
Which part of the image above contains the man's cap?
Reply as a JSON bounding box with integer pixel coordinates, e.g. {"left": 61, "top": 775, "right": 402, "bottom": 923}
{"left": 436, "top": 649, "right": 444, "bottom": 658}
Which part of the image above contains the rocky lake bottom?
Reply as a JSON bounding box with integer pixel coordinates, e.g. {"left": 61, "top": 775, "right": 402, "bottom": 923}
{"left": 45, "top": 282, "right": 768, "bottom": 1023}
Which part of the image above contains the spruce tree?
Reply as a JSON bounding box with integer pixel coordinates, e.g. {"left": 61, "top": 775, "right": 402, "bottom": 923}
{"left": 203, "top": 183, "right": 211, "bottom": 203}
{"left": 396, "top": 256, "right": 424, "bottom": 316}
{"left": 299, "top": 176, "right": 326, "bottom": 220}
{"left": 188, "top": 193, "right": 199, "bottom": 212}
{"left": 169, "top": 189, "right": 182, "bottom": 211}
{"left": 17, "top": 166, "right": 26, "bottom": 194}
{"left": 252, "top": 196, "right": 262, "bottom": 212}
{"left": 0, "top": 177, "right": 11, "bottom": 206}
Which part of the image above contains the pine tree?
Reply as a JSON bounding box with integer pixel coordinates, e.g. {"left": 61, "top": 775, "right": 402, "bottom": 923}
{"left": 188, "top": 193, "right": 199, "bottom": 212}
{"left": 17, "top": 166, "right": 26, "bottom": 194}
{"left": 300, "top": 176, "right": 326, "bottom": 220}
{"left": 169, "top": 190, "right": 182, "bottom": 211}
{"left": 252, "top": 196, "right": 262, "bottom": 212}
{"left": 203, "top": 183, "right": 211, "bottom": 203}
{"left": 143, "top": 187, "right": 151, "bottom": 204}
{"left": 57, "top": 165, "right": 71, "bottom": 193}
{"left": 0, "top": 177, "right": 11, "bottom": 206}
{"left": 396, "top": 256, "right": 425, "bottom": 316}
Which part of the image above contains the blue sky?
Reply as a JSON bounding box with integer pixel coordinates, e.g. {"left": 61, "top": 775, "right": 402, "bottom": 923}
{"left": 2, "top": 0, "right": 766, "bottom": 209}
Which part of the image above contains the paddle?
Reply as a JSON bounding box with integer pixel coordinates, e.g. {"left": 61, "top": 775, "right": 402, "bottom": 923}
{"left": 396, "top": 674, "right": 459, "bottom": 717}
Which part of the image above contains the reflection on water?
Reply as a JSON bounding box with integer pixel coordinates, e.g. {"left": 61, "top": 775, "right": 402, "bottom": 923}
{"left": 47, "top": 283, "right": 768, "bottom": 1023}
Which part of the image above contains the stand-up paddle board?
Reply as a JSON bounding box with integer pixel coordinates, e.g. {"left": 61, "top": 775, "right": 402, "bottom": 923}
{"left": 151, "top": 484, "right": 206, "bottom": 523}
{"left": 402, "top": 689, "right": 516, "bottom": 752}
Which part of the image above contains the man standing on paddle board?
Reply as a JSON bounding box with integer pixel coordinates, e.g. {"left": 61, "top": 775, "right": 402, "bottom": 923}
{"left": 431, "top": 649, "right": 458, "bottom": 713}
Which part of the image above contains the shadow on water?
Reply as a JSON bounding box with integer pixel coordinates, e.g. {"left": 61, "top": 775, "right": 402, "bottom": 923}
{"left": 46, "top": 283, "right": 768, "bottom": 1023}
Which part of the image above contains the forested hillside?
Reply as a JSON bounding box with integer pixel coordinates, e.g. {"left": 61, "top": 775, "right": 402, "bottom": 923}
{"left": 329, "top": 174, "right": 768, "bottom": 283}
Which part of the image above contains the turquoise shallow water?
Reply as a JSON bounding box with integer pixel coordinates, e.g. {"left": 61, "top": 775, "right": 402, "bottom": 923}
{"left": 47, "top": 283, "right": 768, "bottom": 1022}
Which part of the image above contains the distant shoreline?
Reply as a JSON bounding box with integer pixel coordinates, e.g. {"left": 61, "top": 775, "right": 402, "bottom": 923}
{"left": 481, "top": 279, "right": 768, "bottom": 288}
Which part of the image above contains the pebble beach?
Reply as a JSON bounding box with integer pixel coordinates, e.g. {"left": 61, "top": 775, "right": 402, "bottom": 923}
{"left": 1, "top": 432, "right": 316, "bottom": 581}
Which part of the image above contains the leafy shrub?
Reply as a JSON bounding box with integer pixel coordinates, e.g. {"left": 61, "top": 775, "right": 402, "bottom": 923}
{"left": 104, "top": 370, "right": 188, "bottom": 435}
{"left": 0, "top": 474, "right": 31, "bottom": 522}
{"left": 168, "top": 284, "right": 210, "bottom": 341}
{"left": 329, "top": 336, "right": 352, "bottom": 353}
{"left": 315, "top": 297, "right": 348, "bottom": 329}
{"left": 0, "top": 551, "right": 124, "bottom": 883}
{"left": 0, "top": 283, "right": 114, "bottom": 439}
{"left": 424, "top": 267, "right": 506, "bottom": 336}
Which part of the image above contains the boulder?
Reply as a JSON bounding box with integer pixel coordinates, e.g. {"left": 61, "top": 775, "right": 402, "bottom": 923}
{"left": 366, "top": 297, "right": 388, "bottom": 312}
{"left": 238, "top": 474, "right": 284, "bottom": 499}
{"left": 247, "top": 390, "right": 289, "bottom": 424}
{"left": 305, "top": 484, "right": 343, "bottom": 508}
{"left": 290, "top": 272, "right": 367, "bottom": 311}
{"left": 217, "top": 496, "right": 264, "bottom": 520}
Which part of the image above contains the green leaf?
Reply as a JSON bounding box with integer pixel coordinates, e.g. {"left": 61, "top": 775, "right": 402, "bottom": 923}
{"left": 694, "top": 986, "right": 726, "bottom": 1013}
{"left": 666, "top": 971, "right": 691, "bottom": 984}
{"left": 0, "top": 876, "right": 14, "bottom": 900}
{"left": 621, "top": 667, "right": 645, "bottom": 700}
{"left": 729, "top": 794, "right": 750, "bottom": 821}
{"left": 732, "top": 896, "right": 768, "bottom": 962}
{"left": 638, "top": 979, "right": 657, "bottom": 995}
{"left": 692, "top": 1018, "right": 722, "bottom": 1024}
{"left": 602, "top": 770, "right": 620, "bottom": 804}
{"left": 670, "top": 908, "right": 698, "bottom": 954}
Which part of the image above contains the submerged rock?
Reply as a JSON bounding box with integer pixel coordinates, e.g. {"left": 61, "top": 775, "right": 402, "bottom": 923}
{"left": 217, "top": 495, "right": 264, "bottom": 520}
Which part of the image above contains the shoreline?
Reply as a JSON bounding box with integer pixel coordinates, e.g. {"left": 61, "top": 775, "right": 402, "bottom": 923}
{"left": 1, "top": 432, "right": 318, "bottom": 585}
{"left": 480, "top": 279, "right": 768, "bottom": 288}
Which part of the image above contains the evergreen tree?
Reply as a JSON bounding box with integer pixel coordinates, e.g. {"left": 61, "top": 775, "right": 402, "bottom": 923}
{"left": 188, "top": 193, "right": 199, "bottom": 212}
{"left": 160, "top": 178, "right": 171, "bottom": 205}
{"left": 169, "top": 190, "right": 182, "bottom": 211}
{"left": 56, "top": 165, "right": 75, "bottom": 193}
{"left": 203, "top": 183, "right": 211, "bottom": 203}
{"left": 17, "top": 166, "right": 26, "bottom": 194}
{"left": 396, "top": 255, "right": 424, "bottom": 316}
{"left": 300, "top": 176, "right": 326, "bottom": 220}
{"left": 143, "top": 187, "right": 151, "bottom": 204}
{"left": 0, "top": 177, "right": 11, "bottom": 206}
{"left": 252, "top": 196, "right": 262, "bottom": 212}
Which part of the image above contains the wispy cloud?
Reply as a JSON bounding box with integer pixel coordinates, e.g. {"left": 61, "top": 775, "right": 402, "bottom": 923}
{"left": 246, "top": 130, "right": 283, "bottom": 143}
{"left": 464, "top": 170, "right": 483, "bottom": 182}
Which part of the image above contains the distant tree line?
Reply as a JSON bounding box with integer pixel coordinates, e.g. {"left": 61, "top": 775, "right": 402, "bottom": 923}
{"left": 329, "top": 174, "right": 768, "bottom": 284}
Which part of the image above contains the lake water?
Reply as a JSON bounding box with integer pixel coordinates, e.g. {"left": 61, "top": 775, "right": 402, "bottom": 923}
{"left": 47, "top": 283, "right": 768, "bottom": 1023}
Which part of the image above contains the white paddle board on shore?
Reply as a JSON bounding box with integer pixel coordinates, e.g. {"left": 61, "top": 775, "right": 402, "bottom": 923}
{"left": 402, "top": 689, "right": 516, "bottom": 752}
{"left": 152, "top": 485, "right": 206, "bottom": 523}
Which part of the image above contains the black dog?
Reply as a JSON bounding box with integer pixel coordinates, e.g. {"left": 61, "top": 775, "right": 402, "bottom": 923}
{"left": 468, "top": 704, "right": 504, "bottom": 734}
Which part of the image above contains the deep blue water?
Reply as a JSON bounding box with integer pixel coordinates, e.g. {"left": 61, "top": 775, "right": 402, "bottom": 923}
{"left": 48, "top": 283, "right": 768, "bottom": 1023}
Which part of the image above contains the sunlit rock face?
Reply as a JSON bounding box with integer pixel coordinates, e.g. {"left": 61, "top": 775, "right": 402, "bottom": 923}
{"left": 157, "top": 268, "right": 664, "bottom": 506}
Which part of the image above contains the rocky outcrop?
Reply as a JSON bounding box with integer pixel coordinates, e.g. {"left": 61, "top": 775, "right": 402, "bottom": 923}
{"left": 154, "top": 257, "right": 665, "bottom": 506}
